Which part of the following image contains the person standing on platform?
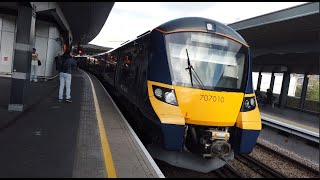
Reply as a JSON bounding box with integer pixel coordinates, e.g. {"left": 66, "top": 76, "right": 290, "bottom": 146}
{"left": 30, "top": 48, "right": 39, "bottom": 82}
{"left": 266, "top": 88, "right": 273, "bottom": 105}
{"left": 58, "top": 49, "right": 77, "bottom": 103}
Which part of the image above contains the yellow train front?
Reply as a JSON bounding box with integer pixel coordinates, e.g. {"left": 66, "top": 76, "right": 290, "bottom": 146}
{"left": 142, "top": 17, "right": 261, "bottom": 172}
{"left": 94, "top": 17, "right": 261, "bottom": 173}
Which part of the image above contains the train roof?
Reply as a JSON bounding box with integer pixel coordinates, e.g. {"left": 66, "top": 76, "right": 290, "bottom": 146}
{"left": 103, "top": 17, "right": 249, "bottom": 54}
{"left": 155, "top": 17, "right": 248, "bottom": 46}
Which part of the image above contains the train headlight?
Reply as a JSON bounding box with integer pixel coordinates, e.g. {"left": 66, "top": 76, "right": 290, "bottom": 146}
{"left": 250, "top": 98, "right": 256, "bottom": 107}
{"left": 154, "top": 88, "right": 163, "bottom": 98}
{"left": 244, "top": 99, "right": 251, "bottom": 109}
{"left": 152, "top": 85, "right": 178, "bottom": 106}
{"left": 241, "top": 96, "right": 256, "bottom": 112}
{"left": 164, "top": 91, "right": 177, "bottom": 105}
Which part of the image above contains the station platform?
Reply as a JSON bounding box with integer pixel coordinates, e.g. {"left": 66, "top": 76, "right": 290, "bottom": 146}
{"left": 259, "top": 104, "right": 319, "bottom": 134}
{"left": 0, "top": 70, "right": 164, "bottom": 178}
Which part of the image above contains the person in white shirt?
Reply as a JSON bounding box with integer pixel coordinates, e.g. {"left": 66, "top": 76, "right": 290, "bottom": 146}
{"left": 30, "top": 48, "right": 39, "bottom": 82}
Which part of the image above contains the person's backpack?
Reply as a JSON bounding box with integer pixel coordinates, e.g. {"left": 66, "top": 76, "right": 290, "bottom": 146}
{"left": 56, "top": 56, "right": 68, "bottom": 73}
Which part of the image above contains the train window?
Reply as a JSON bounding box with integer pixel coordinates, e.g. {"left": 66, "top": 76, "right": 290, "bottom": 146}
{"left": 165, "top": 32, "right": 248, "bottom": 92}
{"left": 103, "top": 53, "right": 117, "bottom": 84}
{"left": 118, "top": 49, "right": 137, "bottom": 96}
{"left": 117, "top": 43, "right": 145, "bottom": 101}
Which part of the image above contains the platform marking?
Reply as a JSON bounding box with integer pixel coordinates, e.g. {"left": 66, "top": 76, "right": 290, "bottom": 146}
{"left": 83, "top": 71, "right": 117, "bottom": 178}
{"left": 92, "top": 74, "right": 165, "bottom": 178}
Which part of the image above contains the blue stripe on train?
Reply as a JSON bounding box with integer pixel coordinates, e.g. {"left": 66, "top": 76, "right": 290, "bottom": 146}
{"left": 161, "top": 124, "right": 185, "bottom": 151}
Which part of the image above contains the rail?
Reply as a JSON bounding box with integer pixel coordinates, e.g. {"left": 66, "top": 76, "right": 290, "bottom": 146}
{"left": 235, "top": 154, "right": 287, "bottom": 178}
{"left": 214, "top": 163, "right": 244, "bottom": 178}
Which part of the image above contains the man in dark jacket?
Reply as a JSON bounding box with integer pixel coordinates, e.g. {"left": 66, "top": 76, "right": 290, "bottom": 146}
{"left": 58, "top": 50, "right": 77, "bottom": 103}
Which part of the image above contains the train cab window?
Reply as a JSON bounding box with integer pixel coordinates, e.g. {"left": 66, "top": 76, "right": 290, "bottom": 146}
{"left": 165, "top": 32, "right": 248, "bottom": 92}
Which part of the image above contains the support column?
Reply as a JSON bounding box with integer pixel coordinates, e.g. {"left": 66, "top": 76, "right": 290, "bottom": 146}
{"left": 270, "top": 72, "right": 275, "bottom": 92}
{"left": 8, "top": 3, "right": 36, "bottom": 111}
{"left": 279, "top": 71, "right": 290, "bottom": 108}
{"left": 257, "top": 71, "right": 262, "bottom": 90}
{"left": 67, "top": 31, "right": 72, "bottom": 51}
{"left": 299, "top": 73, "right": 309, "bottom": 109}
{"left": 62, "top": 31, "right": 72, "bottom": 53}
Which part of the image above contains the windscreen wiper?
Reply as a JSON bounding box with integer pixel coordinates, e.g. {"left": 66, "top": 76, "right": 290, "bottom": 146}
{"left": 185, "top": 49, "right": 206, "bottom": 90}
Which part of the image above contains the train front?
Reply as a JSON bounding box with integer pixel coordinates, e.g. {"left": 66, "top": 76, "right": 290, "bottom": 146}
{"left": 146, "top": 18, "right": 261, "bottom": 173}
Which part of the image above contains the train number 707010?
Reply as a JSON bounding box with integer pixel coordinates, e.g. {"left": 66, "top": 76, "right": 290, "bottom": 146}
{"left": 200, "top": 95, "right": 224, "bottom": 103}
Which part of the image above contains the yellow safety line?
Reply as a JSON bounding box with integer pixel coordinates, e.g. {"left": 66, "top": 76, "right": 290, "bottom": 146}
{"left": 83, "top": 71, "right": 117, "bottom": 178}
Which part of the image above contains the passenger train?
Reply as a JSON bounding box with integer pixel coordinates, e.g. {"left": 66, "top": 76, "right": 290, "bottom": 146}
{"left": 77, "top": 17, "right": 261, "bottom": 172}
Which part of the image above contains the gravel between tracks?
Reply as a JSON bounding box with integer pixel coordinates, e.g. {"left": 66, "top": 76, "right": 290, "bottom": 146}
{"left": 252, "top": 138, "right": 319, "bottom": 178}
{"left": 227, "top": 159, "right": 263, "bottom": 178}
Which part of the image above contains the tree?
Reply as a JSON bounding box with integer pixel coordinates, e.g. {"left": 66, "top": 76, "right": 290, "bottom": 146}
{"left": 295, "top": 76, "right": 319, "bottom": 101}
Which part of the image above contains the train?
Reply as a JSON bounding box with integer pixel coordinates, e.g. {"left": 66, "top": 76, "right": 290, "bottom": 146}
{"left": 77, "top": 17, "right": 261, "bottom": 173}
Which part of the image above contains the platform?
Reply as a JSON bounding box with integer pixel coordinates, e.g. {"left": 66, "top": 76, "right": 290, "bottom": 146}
{"left": 0, "top": 70, "right": 164, "bottom": 178}
{"left": 259, "top": 104, "right": 319, "bottom": 134}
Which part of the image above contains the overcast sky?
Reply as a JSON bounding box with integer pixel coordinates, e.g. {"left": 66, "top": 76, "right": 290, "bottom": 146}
{"left": 89, "top": 2, "right": 307, "bottom": 48}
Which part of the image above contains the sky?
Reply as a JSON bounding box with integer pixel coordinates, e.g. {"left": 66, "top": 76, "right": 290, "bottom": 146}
{"left": 89, "top": 2, "right": 308, "bottom": 49}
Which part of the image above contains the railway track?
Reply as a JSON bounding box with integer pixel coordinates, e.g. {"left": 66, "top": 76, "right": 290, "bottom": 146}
{"left": 154, "top": 159, "right": 244, "bottom": 178}
{"left": 235, "top": 154, "right": 287, "bottom": 178}
{"left": 256, "top": 142, "right": 319, "bottom": 175}
{"left": 213, "top": 163, "right": 244, "bottom": 178}
{"left": 249, "top": 142, "right": 320, "bottom": 178}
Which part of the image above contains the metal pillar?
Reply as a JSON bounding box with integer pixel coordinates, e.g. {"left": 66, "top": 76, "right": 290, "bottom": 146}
{"left": 62, "top": 31, "right": 72, "bottom": 53}
{"left": 67, "top": 31, "right": 72, "bottom": 51}
{"left": 270, "top": 72, "right": 275, "bottom": 92}
{"left": 8, "top": 3, "right": 36, "bottom": 111}
{"left": 257, "top": 71, "right": 262, "bottom": 90}
{"left": 279, "top": 71, "right": 291, "bottom": 108}
{"left": 299, "top": 73, "right": 309, "bottom": 109}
